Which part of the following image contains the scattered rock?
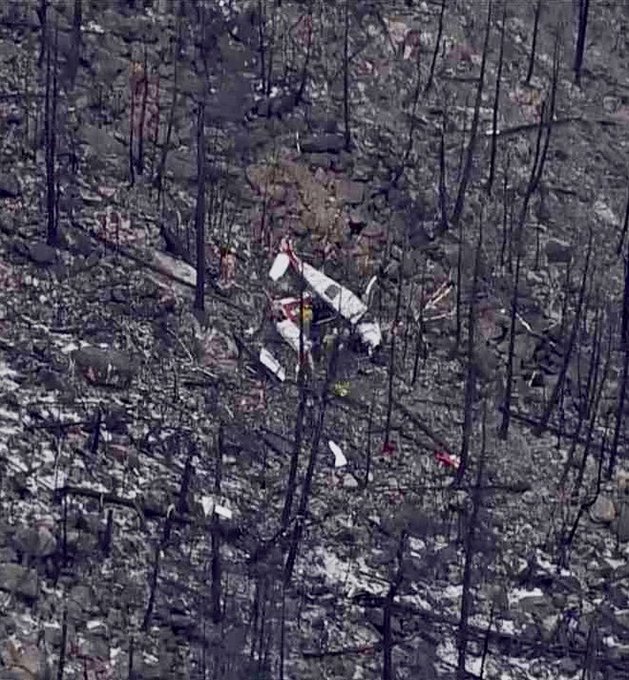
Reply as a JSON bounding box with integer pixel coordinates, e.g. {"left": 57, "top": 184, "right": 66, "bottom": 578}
{"left": 617, "top": 470, "right": 629, "bottom": 495}
{"left": 27, "top": 241, "right": 57, "bottom": 265}
{"left": 334, "top": 179, "right": 365, "bottom": 205}
{"left": 545, "top": 238, "right": 572, "bottom": 264}
{"left": 12, "top": 524, "right": 57, "bottom": 559}
{"left": 0, "top": 173, "right": 20, "bottom": 199}
{"left": 343, "top": 473, "right": 360, "bottom": 489}
{"left": 557, "top": 657, "right": 580, "bottom": 674}
{"left": 589, "top": 495, "right": 616, "bottom": 524}
{"left": 72, "top": 346, "right": 136, "bottom": 388}
{"left": 617, "top": 501, "right": 629, "bottom": 542}
{"left": 0, "top": 563, "right": 38, "bottom": 600}
{"left": 77, "top": 124, "right": 126, "bottom": 158}
{"left": 615, "top": 610, "right": 629, "bottom": 630}
{"left": 300, "top": 134, "right": 346, "bottom": 154}
{"left": 0, "top": 639, "right": 44, "bottom": 679}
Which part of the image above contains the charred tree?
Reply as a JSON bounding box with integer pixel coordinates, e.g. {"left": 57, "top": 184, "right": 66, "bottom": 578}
{"left": 44, "top": 21, "right": 58, "bottom": 246}
{"left": 136, "top": 43, "right": 149, "bottom": 175}
{"left": 281, "top": 277, "right": 309, "bottom": 529}
{"left": 535, "top": 228, "right": 593, "bottom": 436}
{"left": 454, "top": 215, "right": 483, "bottom": 483}
{"left": 450, "top": 0, "right": 492, "bottom": 229}
{"left": 457, "top": 402, "right": 487, "bottom": 679}
{"left": 67, "top": 0, "right": 82, "bottom": 89}
{"left": 382, "top": 531, "right": 406, "bottom": 680}
{"left": 525, "top": 0, "right": 541, "bottom": 84}
{"left": 383, "top": 235, "right": 407, "bottom": 451}
{"left": 257, "top": 0, "right": 267, "bottom": 93}
{"left": 193, "top": 96, "right": 206, "bottom": 313}
{"left": 425, "top": 0, "right": 446, "bottom": 93}
{"left": 574, "top": 0, "right": 590, "bottom": 85}
{"left": 609, "top": 248, "right": 629, "bottom": 478}
{"left": 438, "top": 120, "right": 449, "bottom": 234}
{"left": 37, "top": 0, "right": 48, "bottom": 69}
{"left": 294, "top": 4, "right": 313, "bottom": 107}
{"left": 615, "top": 185, "right": 629, "bottom": 256}
{"left": 211, "top": 426, "right": 224, "bottom": 623}
{"left": 391, "top": 47, "right": 423, "bottom": 188}
{"left": 343, "top": 0, "right": 351, "bottom": 151}
{"left": 498, "top": 233, "right": 522, "bottom": 439}
{"left": 56, "top": 604, "right": 68, "bottom": 680}
{"left": 155, "top": 9, "right": 182, "bottom": 201}
{"left": 486, "top": 0, "right": 507, "bottom": 196}
{"left": 284, "top": 337, "right": 340, "bottom": 585}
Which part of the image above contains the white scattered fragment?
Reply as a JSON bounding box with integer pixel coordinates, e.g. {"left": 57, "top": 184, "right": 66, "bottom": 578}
{"left": 508, "top": 586, "right": 544, "bottom": 608}
{"left": 259, "top": 347, "right": 286, "bottom": 381}
{"left": 153, "top": 251, "right": 197, "bottom": 287}
{"left": 0, "top": 362, "right": 19, "bottom": 380}
{"left": 82, "top": 20, "right": 104, "bottom": 34}
{"left": 328, "top": 440, "right": 347, "bottom": 468}
{"left": 0, "top": 407, "right": 19, "bottom": 422}
{"left": 214, "top": 504, "right": 233, "bottom": 520}
{"left": 269, "top": 252, "right": 290, "bottom": 281}
{"left": 86, "top": 620, "right": 106, "bottom": 631}
{"left": 60, "top": 340, "right": 89, "bottom": 355}
{"left": 200, "top": 496, "right": 233, "bottom": 520}
{"left": 356, "top": 321, "right": 382, "bottom": 353}
{"left": 275, "top": 319, "right": 312, "bottom": 354}
{"left": 363, "top": 275, "right": 378, "bottom": 303}
{"left": 299, "top": 259, "right": 368, "bottom": 324}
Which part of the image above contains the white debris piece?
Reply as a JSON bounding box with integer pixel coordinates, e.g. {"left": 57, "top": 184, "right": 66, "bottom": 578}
{"left": 153, "top": 251, "right": 197, "bottom": 287}
{"left": 299, "top": 260, "right": 368, "bottom": 324}
{"left": 259, "top": 347, "right": 286, "bottom": 381}
{"left": 363, "top": 275, "right": 378, "bottom": 303}
{"left": 200, "top": 496, "right": 233, "bottom": 520}
{"left": 275, "top": 319, "right": 312, "bottom": 354}
{"left": 328, "top": 440, "right": 347, "bottom": 468}
{"left": 269, "top": 252, "right": 290, "bottom": 281}
{"left": 214, "top": 504, "right": 233, "bottom": 520}
{"left": 356, "top": 321, "right": 382, "bottom": 353}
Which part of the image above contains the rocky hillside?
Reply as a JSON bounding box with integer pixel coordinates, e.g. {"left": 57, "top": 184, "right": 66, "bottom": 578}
{"left": 1, "top": 0, "right": 629, "bottom": 678}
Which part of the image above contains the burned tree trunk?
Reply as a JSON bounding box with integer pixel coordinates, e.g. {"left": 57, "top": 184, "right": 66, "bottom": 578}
{"left": 609, "top": 252, "right": 629, "bottom": 478}
{"left": 383, "top": 235, "right": 407, "bottom": 451}
{"left": 486, "top": 0, "right": 506, "bottom": 196}
{"left": 450, "top": 0, "right": 492, "bottom": 229}
{"left": 343, "top": 0, "right": 351, "bottom": 151}
{"left": 37, "top": 0, "right": 48, "bottom": 69}
{"left": 382, "top": 531, "right": 406, "bottom": 680}
{"left": 211, "top": 426, "right": 224, "bottom": 623}
{"left": 68, "top": 0, "right": 82, "bottom": 89}
{"left": 194, "top": 97, "right": 206, "bottom": 313}
{"left": 574, "top": 0, "right": 589, "bottom": 85}
{"left": 457, "top": 403, "right": 487, "bottom": 679}
{"left": 525, "top": 0, "right": 541, "bottom": 84}
{"left": 284, "top": 338, "right": 340, "bottom": 585}
{"left": 498, "top": 236, "right": 522, "bottom": 440}
{"left": 155, "top": 11, "right": 182, "bottom": 201}
{"left": 455, "top": 216, "right": 483, "bottom": 483}
{"left": 281, "top": 279, "right": 310, "bottom": 530}
{"left": 137, "top": 43, "right": 149, "bottom": 175}
{"left": 425, "top": 0, "right": 446, "bottom": 93}
{"left": 44, "top": 21, "right": 58, "bottom": 246}
{"left": 535, "top": 229, "right": 593, "bottom": 436}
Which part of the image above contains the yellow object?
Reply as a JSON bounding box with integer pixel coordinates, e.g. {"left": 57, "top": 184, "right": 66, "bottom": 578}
{"left": 333, "top": 381, "right": 350, "bottom": 397}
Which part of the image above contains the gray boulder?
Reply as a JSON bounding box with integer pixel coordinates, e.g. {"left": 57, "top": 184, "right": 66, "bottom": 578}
{"left": 72, "top": 346, "right": 136, "bottom": 388}
{"left": 0, "top": 563, "right": 38, "bottom": 600}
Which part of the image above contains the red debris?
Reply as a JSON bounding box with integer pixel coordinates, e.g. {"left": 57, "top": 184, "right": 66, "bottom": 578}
{"left": 381, "top": 441, "right": 396, "bottom": 456}
{"left": 434, "top": 450, "right": 461, "bottom": 470}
